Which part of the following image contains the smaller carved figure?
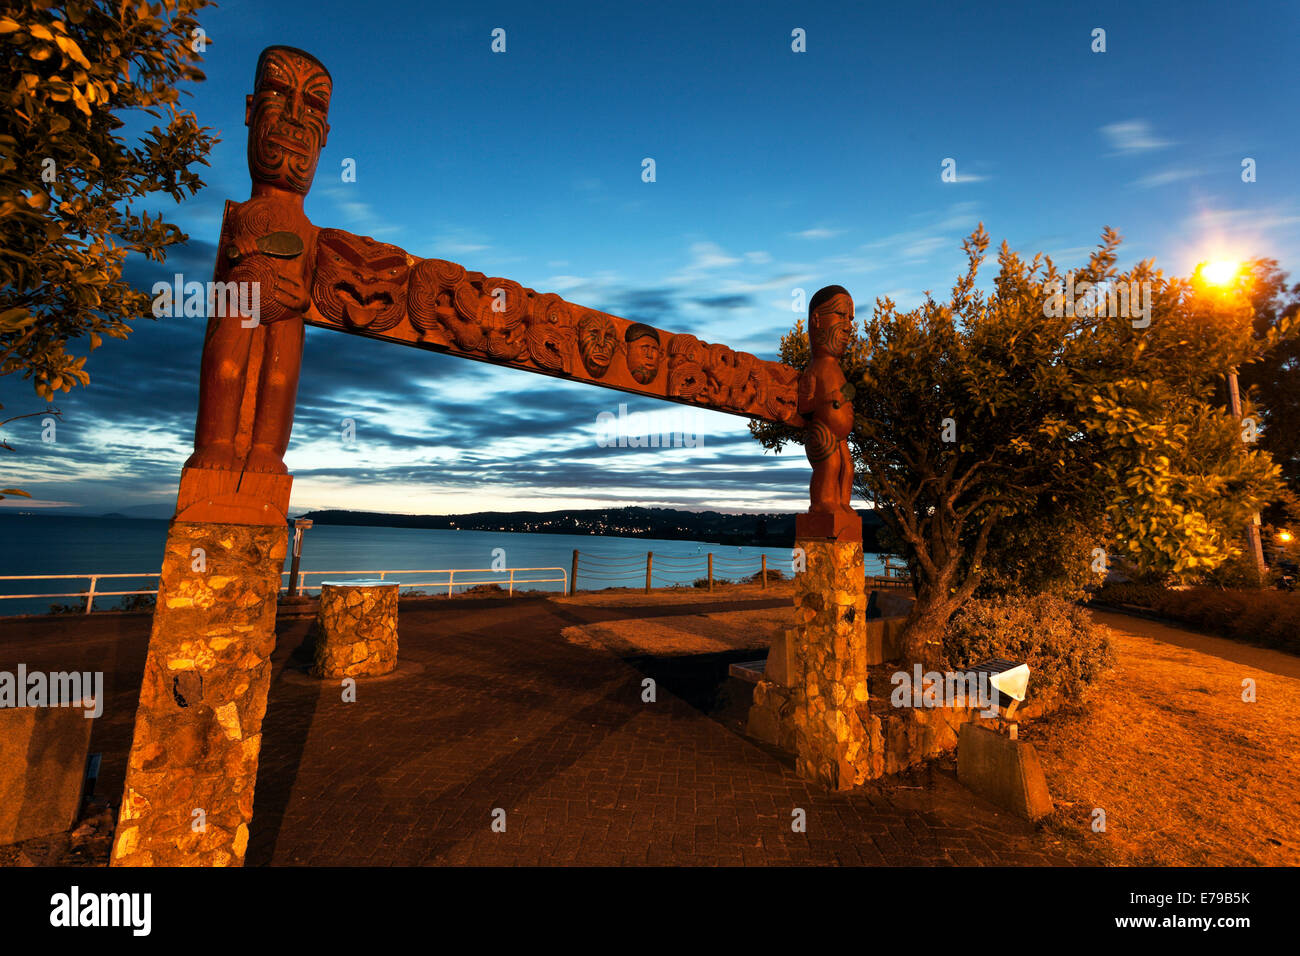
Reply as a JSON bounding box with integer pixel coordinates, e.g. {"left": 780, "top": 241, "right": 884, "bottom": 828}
{"left": 527, "top": 293, "right": 575, "bottom": 373}
{"left": 407, "top": 257, "right": 466, "bottom": 346}
{"left": 476, "top": 278, "right": 529, "bottom": 361}
{"left": 624, "top": 323, "right": 663, "bottom": 384}
{"left": 763, "top": 362, "right": 800, "bottom": 423}
{"left": 312, "top": 230, "right": 409, "bottom": 332}
{"left": 799, "top": 285, "right": 856, "bottom": 515}
{"left": 666, "top": 333, "right": 707, "bottom": 400}
{"left": 577, "top": 311, "right": 618, "bottom": 379}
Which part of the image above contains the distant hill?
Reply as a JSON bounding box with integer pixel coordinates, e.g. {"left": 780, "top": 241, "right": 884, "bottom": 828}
{"left": 298, "top": 505, "right": 888, "bottom": 549}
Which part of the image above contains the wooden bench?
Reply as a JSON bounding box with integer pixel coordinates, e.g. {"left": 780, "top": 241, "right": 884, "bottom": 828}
{"left": 728, "top": 659, "right": 767, "bottom": 684}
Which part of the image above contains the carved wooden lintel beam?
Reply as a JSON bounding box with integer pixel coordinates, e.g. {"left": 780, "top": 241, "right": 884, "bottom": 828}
{"left": 295, "top": 227, "right": 802, "bottom": 426}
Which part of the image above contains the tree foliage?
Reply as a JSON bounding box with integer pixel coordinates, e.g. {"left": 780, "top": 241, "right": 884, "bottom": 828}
{"left": 0, "top": 0, "right": 215, "bottom": 402}
{"left": 753, "top": 226, "right": 1293, "bottom": 662}
{"left": 1235, "top": 258, "right": 1300, "bottom": 521}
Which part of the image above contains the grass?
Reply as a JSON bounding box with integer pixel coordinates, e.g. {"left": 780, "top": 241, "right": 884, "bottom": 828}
{"left": 1029, "top": 611, "right": 1300, "bottom": 866}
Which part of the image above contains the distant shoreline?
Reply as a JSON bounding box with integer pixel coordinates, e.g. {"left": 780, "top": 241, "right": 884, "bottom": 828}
{"left": 296, "top": 506, "right": 888, "bottom": 550}
{"left": 0, "top": 506, "right": 891, "bottom": 551}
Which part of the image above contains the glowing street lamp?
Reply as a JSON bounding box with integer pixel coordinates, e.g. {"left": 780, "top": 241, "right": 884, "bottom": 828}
{"left": 1199, "top": 259, "right": 1241, "bottom": 287}
{"left": 1194, "top": 257, "right": 1266, "bottom": 578}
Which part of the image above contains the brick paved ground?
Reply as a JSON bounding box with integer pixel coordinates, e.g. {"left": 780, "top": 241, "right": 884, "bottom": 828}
{"left": 1, "top": 595, "right": 1095, "bottom": 866}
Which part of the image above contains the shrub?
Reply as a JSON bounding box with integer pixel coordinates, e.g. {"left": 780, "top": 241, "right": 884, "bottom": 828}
{"left": 460, "top": 583, "right": 506, "bottom": 596}
{"left": 115, "top": 593, "right": 156, "bottom": 612}
{"left": 1197, "top": 551, "right": 1267, "bottom": 589}
{"left": 1090, "top": 582, "right": 1165, "bottom": 607}
{"left": 1091, "top": 583, "right": 1300, "bottom": 654}
{"left": 941, "top": 594, "right": 1116, "bottom": 704}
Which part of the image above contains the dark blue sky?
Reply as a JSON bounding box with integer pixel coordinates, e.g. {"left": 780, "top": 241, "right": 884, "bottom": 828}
{"left": 4, "top": 0, "right": 1298, "bottom": 516}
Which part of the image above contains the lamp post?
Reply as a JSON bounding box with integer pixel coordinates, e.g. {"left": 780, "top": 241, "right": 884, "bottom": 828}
{"left": 287, "top": 518, "right": 313, "bottom": 599}
{"left": 1199, "top": 260, "right": 1267, "bottom": 581}
{"left": 1225, "top": 368, "right": 1268, "bottom": 579}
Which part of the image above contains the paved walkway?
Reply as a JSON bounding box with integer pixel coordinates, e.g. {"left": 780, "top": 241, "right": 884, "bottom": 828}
{"left": 1088, "top": 607, "right": 1300, "bottom": 680}
{"left": 245, "top": 596, "right": 1086, "bottom": 865}
{"left": 1, "top": 595, "right": 1091, "bottom": 866}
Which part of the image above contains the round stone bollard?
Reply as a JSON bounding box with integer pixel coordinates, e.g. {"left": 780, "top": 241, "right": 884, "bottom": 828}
{"left": 312, "top": 580, "right": 400, "bottom": 678}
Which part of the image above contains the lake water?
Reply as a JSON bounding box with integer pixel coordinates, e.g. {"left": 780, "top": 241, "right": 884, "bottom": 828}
{"left": 0, "top": 514, "right": 889, "bottom": 617}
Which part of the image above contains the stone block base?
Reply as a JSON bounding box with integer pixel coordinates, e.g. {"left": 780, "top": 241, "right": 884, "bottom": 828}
{"left": 312, "top": 583, "right": 399, "bottom": 678}
{"left": 0, "top": 704, "right": 94, "bottom": 844}
{"left": 957, "top": 722, "right": 1054, "bottom": 820}
{"left": 795, "top": 510, "right": 861, "bottom": 542}
{"left": 112, "top": 520, "right": 286, "bottom": 867}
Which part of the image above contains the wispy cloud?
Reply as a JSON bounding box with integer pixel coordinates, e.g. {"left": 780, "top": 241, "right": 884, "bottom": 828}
{"left": 1132, "top": 167, "right": 1202, "bottom": 189}
{"left": 1101, "top": 119, "right": 1173, "bottom": 154}
{"left": 791, "top": 226, "right": 844, "bottom": 240}
{"left": 665, "top": 241, "right": 743, "bottom": 283}
{"left": 320, "top": 186, "right": 403, "bottom": 239}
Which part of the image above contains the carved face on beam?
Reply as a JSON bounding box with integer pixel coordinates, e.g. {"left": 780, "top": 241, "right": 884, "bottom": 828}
{"left": 246, "top": 46, "right": 332, "bottom": 194}
{"left": 624, "top": 323, "right": 663, "bottom": 384}
{"left": 577, "top": 312, "right": 617, "bottom": 379}
{"left": 313, "top": 230, "right": 409, "bottom": 332}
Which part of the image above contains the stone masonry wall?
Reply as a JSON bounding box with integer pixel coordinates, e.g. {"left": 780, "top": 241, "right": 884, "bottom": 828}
{"left": 111, "top": 521, "right": 285, "bottom": 867}
{"left": 788, "top": 537, "right": 870, "bottom": 790}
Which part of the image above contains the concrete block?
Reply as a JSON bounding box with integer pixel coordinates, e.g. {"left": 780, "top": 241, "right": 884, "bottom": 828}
{"left": 766, "top": 628, "right": 792, "bottom": 685}
{"left": 0, "top": 705, "right": 94, "bottom": 845}
{"left": 871, "top": 590, "right": 914, "bottom": 619}
{"left": 864, "top": 617, "right": 904, "bottom": 664}
{"left": 957, "top": 722, "right": 1054, "bottom": 821}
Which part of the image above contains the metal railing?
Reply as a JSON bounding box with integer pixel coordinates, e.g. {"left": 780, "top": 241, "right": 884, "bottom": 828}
{"left": 286, "top": 567, "right": 568, "bottom": 598}
{"left": 0, "top": 555, "right": 903, "bottom": 614}
{"left": 0, "top": 566, "right": 569, "bottom": 614}
{"left": 0, "top": 572, "right": 161, "bottom": 614}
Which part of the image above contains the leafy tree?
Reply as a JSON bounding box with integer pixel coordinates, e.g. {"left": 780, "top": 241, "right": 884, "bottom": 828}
{"left": 1235, "top": 258, "right": 1300, "bottom": 523}
{"left": 0, "top": 0, "right": 215, "bottom": 490}
{"left": 753, "top": 226, "right": 1291, "bottom": 664}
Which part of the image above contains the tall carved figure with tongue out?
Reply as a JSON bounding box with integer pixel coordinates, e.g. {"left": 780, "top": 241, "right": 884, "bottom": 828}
{"left": 186, "top": 45, "right": 332, "bottom": 476}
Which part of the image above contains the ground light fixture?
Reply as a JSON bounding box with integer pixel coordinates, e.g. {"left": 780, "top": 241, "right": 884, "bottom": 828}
{"left": 970, "top": 658, "right": 1031, "bottom": 738}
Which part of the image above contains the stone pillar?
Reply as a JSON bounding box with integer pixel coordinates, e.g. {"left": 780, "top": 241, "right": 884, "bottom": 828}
{"left": 312, "top": 581, "right": 399, "bottom": 678}
{"left": 788, "top": 537, "right": 872, "bottom": 790}
{"left": 111, "top": 471, "right": 289, "bottom": 867}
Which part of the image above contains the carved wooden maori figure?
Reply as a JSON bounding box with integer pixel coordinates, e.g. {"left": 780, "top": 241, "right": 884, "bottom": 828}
{"left": 796, "top": 285, "right": 859, "bottom": 540}
{"left": 187, "top": 45, "right": 331, "bottom": 477}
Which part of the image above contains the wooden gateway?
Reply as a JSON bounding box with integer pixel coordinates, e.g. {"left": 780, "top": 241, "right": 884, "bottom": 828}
{"left": 111, "top": 45, "right": 870, "bottom": 867}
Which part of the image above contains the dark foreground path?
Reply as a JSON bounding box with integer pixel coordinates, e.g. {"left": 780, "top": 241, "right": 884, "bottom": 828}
{"left": 1, "top": 596, "right": 1092, "bottom": 866}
